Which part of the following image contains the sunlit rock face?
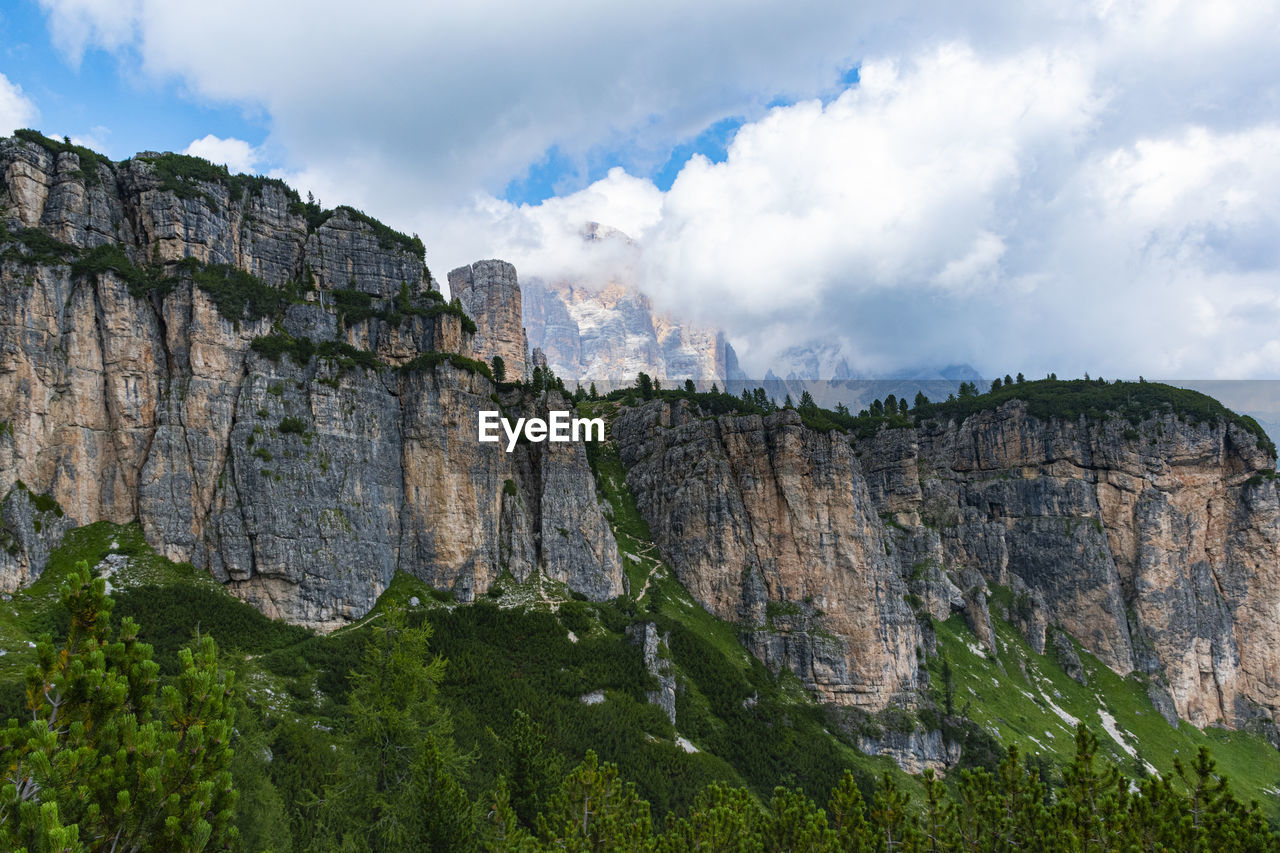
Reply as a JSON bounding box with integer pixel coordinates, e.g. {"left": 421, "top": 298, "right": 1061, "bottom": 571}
{"left": 0, "top": 136, "right": 623, "bottom": 628}
{"left": 856, "top": 400, "right": 1280, "bottom": 730}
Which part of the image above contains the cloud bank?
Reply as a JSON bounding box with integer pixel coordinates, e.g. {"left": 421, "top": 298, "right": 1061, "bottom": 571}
{"left": 0, "top": 73, "right": 38, "bottom": 137}
{"left": 33, "top": 0, "right": 1280, "bottom": 377}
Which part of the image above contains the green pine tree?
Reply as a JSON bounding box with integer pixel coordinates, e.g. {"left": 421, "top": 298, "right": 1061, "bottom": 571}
{"left": 537, "top": 750, "right": 651, "bottom": 852}
{"left": 320, "top": 602, "right": 471, "bottom": 852}
{"left": 0, "top": 563, "right": 238, "bottom": 853}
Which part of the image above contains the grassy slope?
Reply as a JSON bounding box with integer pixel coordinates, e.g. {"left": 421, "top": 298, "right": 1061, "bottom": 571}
{"left": 0, "top": 514, "right": 907, "bottom": 819}
{"left": 931, "top": 600, "right": 1280, "bottom": 819}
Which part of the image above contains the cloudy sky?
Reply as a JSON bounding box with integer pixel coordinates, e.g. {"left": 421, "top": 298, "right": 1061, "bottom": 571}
{"left": 1, "top": 0, "right": 1278, "bottom": 378}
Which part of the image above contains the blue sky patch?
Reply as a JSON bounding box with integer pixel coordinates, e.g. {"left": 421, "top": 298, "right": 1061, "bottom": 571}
{"left": 0, "top": 3, "right": 265, "bottom": 162}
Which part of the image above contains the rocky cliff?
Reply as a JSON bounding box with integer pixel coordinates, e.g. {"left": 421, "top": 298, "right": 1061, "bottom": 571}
{"left": 607, "top": 388, "right": 1280, "bottom": 735}
{"left": 523, "top": 277, "right": 743, "bottom": 385}
{"left": 613, "top": 400, "right": 922, "bottom": 709}
{"left": 855, "top": 401, "right": 1280, "bottom": 731}
{"left": 0, "top": 133, "right": 623, "bottom": 628}
{"left": 5, "top": 130, "right": 1280, "bottom": 743}
{"left": 449, "top": 259, "right": 529, "bottom": 379}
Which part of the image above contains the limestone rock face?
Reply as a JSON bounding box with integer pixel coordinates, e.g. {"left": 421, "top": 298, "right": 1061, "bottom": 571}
{"left": 449, "top": 260, "right": 528, "bottom": 378}
{"left": 856, "top": 401, "right": 1280, "bottom": 729}
{"left": 614, "top": 400, "right": 921, "bottom": 709}
{"left": 0, "top": 136, "right": 622, "bottom": 628}
{"left": 628, "top": 621, "right": 677, "bottom": 725}
{"left": 523, "top": 278, "right": 743, "bottom": 385}
{"left": 0, "top": 485, "right": 74, "bottom": 592}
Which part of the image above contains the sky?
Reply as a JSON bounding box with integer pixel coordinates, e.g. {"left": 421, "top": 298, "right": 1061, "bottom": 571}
{"left": 1, "top": 0, "right": 1279, "bottom": 378}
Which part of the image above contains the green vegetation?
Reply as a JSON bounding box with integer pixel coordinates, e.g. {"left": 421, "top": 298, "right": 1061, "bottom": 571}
{"left": 427, "top": 298, "right": 478, "bottom": 335}
{"left": 185, "top": 259, "right": 290, "bottom": 322}
{"left": 329, "top": 285, "right": 477, "bottom": 334}
{"left": 315, "top": 340, "right": 382, "bottom": 371}
{"left": 293, "top": 204, "right": 425, "bottom": 257}
{"left": 0, "top": 224, "right": 80, "bottom": 267}
{"left": 250, "top": 331, "right": 314, "bottom": 365}
{"left": 9, "top": 481, "right": 63, "bottom": 518}
{"left": 250, "top": 332, "right": 383, "bottom": 372}
{"left": 1, "top": 565, "right": 237, "bottom": 852}
{"left": 137, "top": 151, "right": 298, "bottom": 206}
{"left": 278, "top": 416, "right": 309, "bottom": 435}
{"left": 401, "top": 350, "right": 495, "bottom": 381}
{"left": 330, "top": 287, "right": 380, "bottom": 325}
{"left": 13, "top": 128, "right": 114, "bottom": 186}
{"left": 3, "top": 495, "right": 1280, "bottom": 851}
{"left": 917, "top": 377, "right": 1276, "bottom": 456}
{"left": 71, "top": 243, "right": 175, "bottom": 299}
{"left": 604, "top": 375, "right": 1275, "bottom": 460}
{"left": 333, "top": 205, "right": 426, "bottom": 258}
{"left": 67, "top": 249, "right": 301, "bottom": 323}
{"left": 929, "top": 599, "right": 1280, "bottom": 821}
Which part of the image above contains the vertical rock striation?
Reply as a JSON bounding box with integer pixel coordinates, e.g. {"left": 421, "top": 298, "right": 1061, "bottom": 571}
{"left": 614, "top": 400, "right": 921, "bottom": 709}
{"left": 856, "top": 401, "right": 1280, "bottom": 730}
{"left": 0, "top": 135, "right": 622, "bottom": 627}
{"left": 449, "top": 260, "right": 528, "bottom": 378}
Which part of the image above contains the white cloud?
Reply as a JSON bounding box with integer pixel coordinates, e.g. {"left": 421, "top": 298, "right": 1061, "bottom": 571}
{"left": 32, "top": 0, "right": 1280, "bottom": 377}
{"left": 70, "top": 125, "right": 112, "bottom": 154}
{"left": 183, "top": 135, "right": 262, "bottom": 175}
{"left": 0, "top": 73, "right": 38, "bottom": 137}
{"left": 454, "top": 38, "right": 1280, "bottom": 378}
{"left": 37, "top": 0, "right": 140, "bottom": 67}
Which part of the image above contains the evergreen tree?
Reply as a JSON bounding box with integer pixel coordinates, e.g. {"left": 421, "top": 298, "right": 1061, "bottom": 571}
{"left": 763, "top": 787, "right": 833, "bottom": 852}
{"left": 940, "top": 655, "right": 955, "bottom": 716}
{"left": 491, "top": 355, "right": 506, "bottom": 383}
{"left": 589, "top": 382, "right": 598, "bottom": 400}
{"left": 1004, "top": 374, "right": 1013, "bottom": 386}
{"left": 658, "top": 783, "right": 763, "bottom": 852}
{"left": 0, "top": 563, "right": 238, "bottom": 853}
{"left": 480, "top": 777, "right": 538, "bottom": 852}
{"left": 827, "top": 770, "right": 872, "bottom": 853}
{"left": 321, "top": 603, "right": 471, "bottom": 851}
{"left": 869, "top": 772, "right": 917, "bottom": 851}
{"left": 899, "top": 398, "right": 908, "bottom": 416}
{"left": 1016, "top": 372, "right": 1025, "bottom": 384}
{"left": 1058, "top": 724, "right": 1125, "bottom": 853}
{"left": 711, "top": 382, "right": 719, "bottom": 395}
{"left": 920, "top": 769, "right": 957, "bottom": 853}
{"left": 914, "top": 391, "right": 929, "bottom": 409}
{"left": 537, "top": 751, "right": 651, "bottom": 851}
{"left": 799, "top": 390, "right": 816, "bottom": 410}
{"left": 637, "top": 372, "right": 654, "bottom": 400}
{"left": 503, "top": 710, "right": 562, "bottom": 828}
{"left": 685, "top": 379, "right": 697, "bottom": 395}
{"left": 991, "top": 377, "right": 1002, "bottom": 391}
